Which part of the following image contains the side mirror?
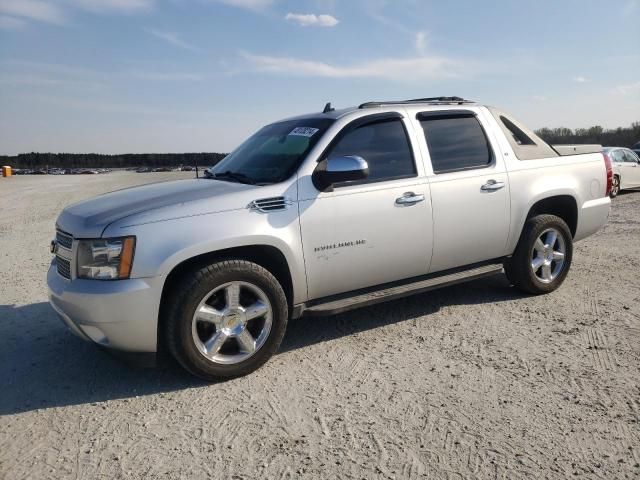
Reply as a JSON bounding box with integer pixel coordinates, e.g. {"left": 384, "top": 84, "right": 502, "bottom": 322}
{"left": 312, "top": 155, "right": 369, "bottom": 191}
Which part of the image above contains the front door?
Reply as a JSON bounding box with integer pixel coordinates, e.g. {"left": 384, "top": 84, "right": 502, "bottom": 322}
{"left": 298, "top": 114, "right": 433, "bottom": 301}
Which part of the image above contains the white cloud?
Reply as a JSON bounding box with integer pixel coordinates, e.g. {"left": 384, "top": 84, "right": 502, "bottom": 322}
{"left": 0, "top": 0, "right": 154, "bottom": 28}
{"left": 0, "top": 0, "right": 66, "bottom": 24}
{"left": 285, "top": 13, "right": 338, "bottom": 27}
{"left": 624, "top": 0, "right": 638, "bottom": 14}
{"left": 241, "top": 51, "right": 461, "bottom": 81}
{"left": 0, "top": 71, "right": 106, "bottom": 89}
{"left": 415, "top": 31, "right": 427, "bottom": 55}
{"left": 129, "top": 71, "right": 204, "bottom": 81}
{"left": 0, "top": 14, "right": 25, "bottom": 29}
{"left": 615, "top": 81, "right": 640, "bottom": 95}
{"left": 573, "top": 76, "right": 590, "bottom": 83}
{"left": 365, "top": 3, "right": 413, "bottom": 35}
{"left": 66, "top": 0, "right": 154, "bottom": 13}
{"left": 0, "top": 60, "right": 206, "bottom": 88}
{"left": 212, "top": 0, "right": 273, "bottom": 11}
{"left": 146, "top": 28, "right": 198, "bottom": 51}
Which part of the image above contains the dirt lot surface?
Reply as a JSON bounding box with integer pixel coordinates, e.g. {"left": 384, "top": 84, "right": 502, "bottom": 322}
{"left": 1, "top": 172, "right": 639, "bottom": 479}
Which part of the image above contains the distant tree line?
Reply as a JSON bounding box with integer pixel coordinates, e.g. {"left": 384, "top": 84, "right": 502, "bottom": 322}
{"left": 0, "top": 152, "right": 227, "bottom": 169}
{"left": 1, "top": 122, "right": 638, "bottom": 169}
{"left": 535, "top": 122, "right": 639, "bottom": 148}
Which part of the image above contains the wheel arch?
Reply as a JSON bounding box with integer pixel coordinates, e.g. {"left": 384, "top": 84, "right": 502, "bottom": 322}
{"left": 524, "top": 195, "right": 578, "bottom": 237}
{"left": 157, "top": 244, "right": 295, "bottom": 358}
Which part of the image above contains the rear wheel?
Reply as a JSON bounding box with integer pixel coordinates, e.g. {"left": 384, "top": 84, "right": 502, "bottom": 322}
{"left": 165, "top": 260, "right": 288, "bottom": 380}
{"left": 610, "top": 175, "right": 620, "bottom": 198}
{"left": 504, "top": 214, "right": 573, "bottom": 295}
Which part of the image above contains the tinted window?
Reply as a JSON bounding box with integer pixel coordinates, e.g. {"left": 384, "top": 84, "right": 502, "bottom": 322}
{"left": 420, "top": 115, "right": 492, "bottom": 173}
{"left": 327, "top": 118, "right": 416, "bottom": 183}
{"left": 211, "top": 118, "right": 334, "bottom": 184}
{"left": 500, "top": 115, "right": 536, "bottom": 146}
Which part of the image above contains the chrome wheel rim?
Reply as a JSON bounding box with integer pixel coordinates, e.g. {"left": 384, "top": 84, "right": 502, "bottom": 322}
{"left": 191, "top": 281, "right": 272, "bottom": 365}
{"left": 612, "top": 177, "right": 619, "bottom": 195}
{"left": 531, "top": 228, "right": 566, "bottom": 284}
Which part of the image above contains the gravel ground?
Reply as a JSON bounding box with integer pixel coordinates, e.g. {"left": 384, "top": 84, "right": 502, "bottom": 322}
{"left": 1, "top": 172, "right": 639, "bottom": 480}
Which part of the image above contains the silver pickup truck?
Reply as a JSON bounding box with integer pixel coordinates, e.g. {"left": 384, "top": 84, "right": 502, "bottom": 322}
{"left": 48, "top": 97, "right": 612, "bottom": 380}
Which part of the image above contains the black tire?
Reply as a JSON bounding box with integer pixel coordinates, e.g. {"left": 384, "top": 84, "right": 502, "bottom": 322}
{"left": 610, "top": 175, "right": 620, "bottom": 198}
{"left": 165, "top": 260, "right": 288, "bottom": 381}
{"left": 504, "top": 214, "right": 573, "bottom": 295}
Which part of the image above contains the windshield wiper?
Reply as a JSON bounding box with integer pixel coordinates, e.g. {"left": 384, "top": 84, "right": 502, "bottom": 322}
{"left": 210, "top": 170, "right": 257, "bottom": 185}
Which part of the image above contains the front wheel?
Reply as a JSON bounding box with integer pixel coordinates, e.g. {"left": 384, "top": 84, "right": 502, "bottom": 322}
{"left": 504, "top": 214, "right": 573, "bottom": 295}
{"left": 165, "top": 260, "right": 288, "bottom": 380}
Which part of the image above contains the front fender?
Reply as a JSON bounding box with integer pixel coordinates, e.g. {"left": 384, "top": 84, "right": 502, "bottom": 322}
{"left": 103, "top": 207, "right": 308, "bottom": 304}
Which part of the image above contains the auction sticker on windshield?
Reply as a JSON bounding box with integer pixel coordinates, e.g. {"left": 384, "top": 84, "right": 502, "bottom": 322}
{"left": 289, "top": 127, "right": 319, "bottom": 137}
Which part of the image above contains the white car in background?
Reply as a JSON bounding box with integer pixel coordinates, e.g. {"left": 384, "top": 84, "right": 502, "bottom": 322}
{"left": 602, "top": 147, "right": 640, "bottom": 197}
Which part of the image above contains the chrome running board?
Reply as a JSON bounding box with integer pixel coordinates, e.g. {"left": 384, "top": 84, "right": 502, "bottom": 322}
{"left": 298, "top": 262, "right": 504, "bottom": 317}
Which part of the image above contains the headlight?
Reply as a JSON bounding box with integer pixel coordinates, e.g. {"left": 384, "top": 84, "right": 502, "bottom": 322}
{"left": 76, "top": 236, "right": 136, "bottom": 280}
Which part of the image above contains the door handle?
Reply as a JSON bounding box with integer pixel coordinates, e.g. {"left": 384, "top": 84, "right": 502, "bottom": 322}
{"left": 481, "top": 180, "right": 505, "bottom": 192}
{"left": 395, "top": 192, "right": 425, "bottom": 205}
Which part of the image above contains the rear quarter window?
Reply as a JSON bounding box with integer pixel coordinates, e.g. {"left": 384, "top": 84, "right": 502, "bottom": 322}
{"left": 500, "top": 116, "right": 536, "bottom": 146}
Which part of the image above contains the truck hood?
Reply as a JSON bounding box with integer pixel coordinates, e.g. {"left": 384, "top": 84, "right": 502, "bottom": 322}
{"left": 56, "top": 179, "right": 254, "bottom": 238}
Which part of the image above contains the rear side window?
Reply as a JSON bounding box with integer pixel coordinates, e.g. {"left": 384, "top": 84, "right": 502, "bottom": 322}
{"left": 327, "top": 118, "right": 416, "bottom": 184}
{"left": 500, "top": 116, "right": 536, "bottom": 146}
{"left": 419, "top": 115, "right": 492, "bottom": 173}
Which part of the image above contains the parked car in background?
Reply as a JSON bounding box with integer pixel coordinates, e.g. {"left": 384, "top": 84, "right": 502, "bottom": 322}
{"left": 631, "top": 141, "right": 640, "bottom": 158}
{"left": 602, "top": 147, "right": 640, "bottom": 197}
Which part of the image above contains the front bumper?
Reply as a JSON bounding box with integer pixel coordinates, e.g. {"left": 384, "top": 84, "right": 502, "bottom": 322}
{"left": 47, "top": 261, "right": 165, "bottom": 352}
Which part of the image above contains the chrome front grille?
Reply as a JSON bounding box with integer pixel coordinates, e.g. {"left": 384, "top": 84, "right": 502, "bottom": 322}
{"left": 55, "top": 229, "right": 74, "bottom": 279}
{"left": 56, "top": 230, "right": 73, "bottom": 249}
{"left": 56, "top": 256, "right": 71, "bottom": 279}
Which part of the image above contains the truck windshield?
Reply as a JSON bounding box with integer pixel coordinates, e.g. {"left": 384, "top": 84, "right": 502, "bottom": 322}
{"left": 208, "top": 118, "right": 334, "bottom": 185}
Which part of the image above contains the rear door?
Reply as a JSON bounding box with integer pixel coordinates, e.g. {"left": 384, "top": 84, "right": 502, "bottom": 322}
{"left": 412, "top": 108, "right": 511, "bottom": 273}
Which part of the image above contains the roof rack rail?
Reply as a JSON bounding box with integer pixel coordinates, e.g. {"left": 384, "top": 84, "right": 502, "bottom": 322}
{"left": 358, "top": 96, "right": 473, "bottom": 109}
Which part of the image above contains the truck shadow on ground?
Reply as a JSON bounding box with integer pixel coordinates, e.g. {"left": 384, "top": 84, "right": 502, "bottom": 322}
{"left": 0, "top": 275, "right": 524, "bottom": 415}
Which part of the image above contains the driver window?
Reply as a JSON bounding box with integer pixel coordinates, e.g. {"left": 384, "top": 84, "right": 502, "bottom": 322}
{"left": 327, "top": 118, "right": 416, "bottom": 184}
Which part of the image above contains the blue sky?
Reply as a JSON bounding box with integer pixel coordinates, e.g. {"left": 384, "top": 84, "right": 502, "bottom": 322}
{"left": 0, "top": 0, "right": 638, "bottom": 155}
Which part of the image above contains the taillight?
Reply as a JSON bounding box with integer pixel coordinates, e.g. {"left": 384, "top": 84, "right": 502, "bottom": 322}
{"left": 603, "top": 152, "right": 613, "bottom": 196}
